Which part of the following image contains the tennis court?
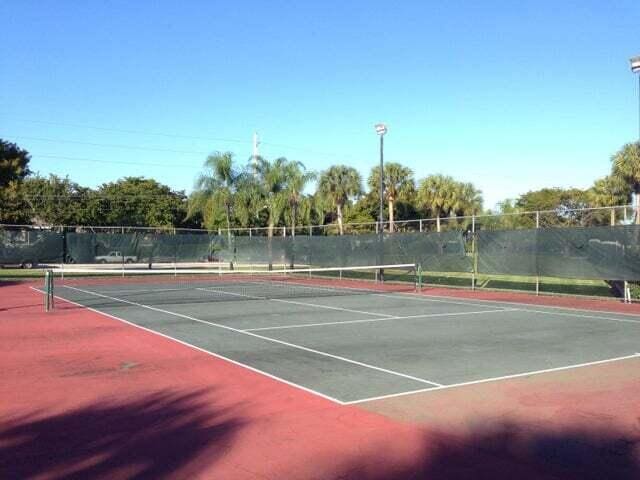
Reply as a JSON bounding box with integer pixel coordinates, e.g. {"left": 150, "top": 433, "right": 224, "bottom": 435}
{"left": 44, "top": 265, "right": 640, "bottom": 404}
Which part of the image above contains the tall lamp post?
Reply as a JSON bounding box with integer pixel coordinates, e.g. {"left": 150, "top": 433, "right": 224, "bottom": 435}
{"left": 374, "top": 123, "right": 387, "bottom": 281}
{"left": 374, "top": 123, "right": 387, "bottom": 233}
{"left": 632, "top": 56, "right": 640, "bottom": 140}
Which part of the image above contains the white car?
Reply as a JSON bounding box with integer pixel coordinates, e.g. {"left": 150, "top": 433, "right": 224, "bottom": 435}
{"left": 94, "top": 251, "right": 137, "bottom": 264}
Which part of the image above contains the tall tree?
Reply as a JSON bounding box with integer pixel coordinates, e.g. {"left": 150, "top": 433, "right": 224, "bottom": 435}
{"left": 589, "top": 175, "right": 631, "bottom": 225}
{"left": 367, "top": 162, "right": 414, "bottom": 232}
{"left": 283, "top": 161, "right": 315, "bottom": 237}
{"left": 0, "top": 139, "right": 31, "bottom": 188}
{"left": 21, "top": 175, "right": 96, "bottom": 225}
{"left": 455, "top": 182, "right": 483, "bottom": 216}
{"left": 98, "top": 177, "right": 187, "bottom": 227}
{"left": 516, "top": 187, "right": 589, "bottom": 226}
{"left": 255, "top": 156, "right": 289, "bottom": 237}
{"left": 189, "top": 152, "right": 239, "bottom": 236}
{"left": 317, "top": 165, "right": 362, "bottom": 235}
{"left": 611, "top": 142, "right": 640, "bottom": 224}
{"left": 417, "top": 174, "right": 458, "bottom": 232}
{"left": 233, "top": 173, "right": 263, "bottom": 230}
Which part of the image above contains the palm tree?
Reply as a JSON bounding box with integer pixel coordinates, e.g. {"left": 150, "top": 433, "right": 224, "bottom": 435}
{"left": 255, "top": 156, "right": 289, "bottom": 237}
{"left": 317, "top": 165, "right": 362, "bottom": 235}
{"left": 367, "top": 162, "right": 414, "bottom": 232}
{"left": 233, "top": 172, "right": 263, "bottom": 230}
{"left": 416, "top": 174, "right": 458, "bottom": 232}
{"left": 589, "top": 175, "right": 631, "bottom": 225}
{"left": 188, "top": 152, "right": 239, "bottom": 239}
{"left": 455, "top": 182, "right": 483, "bottom": 216}
{"left": 283, "top": 161, "right": 316, "bottom": 237}
{"left": 612, "top": 142, "right": 640, "bottom": 224}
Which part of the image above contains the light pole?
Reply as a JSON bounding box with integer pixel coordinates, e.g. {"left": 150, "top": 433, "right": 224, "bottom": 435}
{"left": 374, "top": 123, "right": 387, "bottom": 233}
{"left": 374, "top": 123, "right": 387, "bottom": 282}
{"left": 631, "top": 56, "right": 640, "bottom": 141}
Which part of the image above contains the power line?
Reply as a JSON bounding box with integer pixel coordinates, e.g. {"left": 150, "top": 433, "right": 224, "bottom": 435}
{"left": 13, "top": 118, "right": 252, "bottom": 145}
{"left": 10, "top": 118, "right": 361, "bottom": 161}
{"left": 3, "top": 134, "right": 210, "bottom": 155}
{"left": 35, "top": 154, "right": 202, "bottom": 168}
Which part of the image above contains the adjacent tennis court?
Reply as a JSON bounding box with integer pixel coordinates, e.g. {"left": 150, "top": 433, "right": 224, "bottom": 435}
{"left": 37, "top": 264, "right": 640, "bottom": 405}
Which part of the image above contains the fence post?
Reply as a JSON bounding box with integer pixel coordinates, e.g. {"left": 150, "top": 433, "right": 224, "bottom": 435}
{"left": 419, "top": 219, "right": 423, "bottom": 232}
{"left": 535, "top": 210, "right": 540, "bottom": 296}
{"left": 624, "top": 281, "right": 630, "bottom": 303}
{"left": 471, "top": 215, "right": 476, "bottom": 290}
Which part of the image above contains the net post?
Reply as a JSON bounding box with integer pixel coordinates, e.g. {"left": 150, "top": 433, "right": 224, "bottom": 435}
{"left": 416, "top": 263, "right": 423, "bottom": 292}
{"left": 44, "top": 270, "right": 54, "bottom": 312}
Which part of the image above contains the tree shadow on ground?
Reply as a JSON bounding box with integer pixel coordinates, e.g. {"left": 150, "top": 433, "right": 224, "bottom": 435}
{"left": 0, "top": 389, "right": 246, "bottom": 479}
{"left": 337, "top": 421, "right": 640, "bottom": 480}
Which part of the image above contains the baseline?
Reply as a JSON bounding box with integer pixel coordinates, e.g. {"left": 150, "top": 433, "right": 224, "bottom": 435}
{"left": 344, "top": 352, "right": 640, "bottom": 405}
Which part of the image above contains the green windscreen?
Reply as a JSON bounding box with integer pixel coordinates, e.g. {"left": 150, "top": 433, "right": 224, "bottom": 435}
{"left": 477, "top": 225, "right": 640, "bottom": 280}
{"left": 65, "top": 232, "right": 223, "bottom": 265}
{"left": 0, "top": 230, "right": 64, "bottom": 265}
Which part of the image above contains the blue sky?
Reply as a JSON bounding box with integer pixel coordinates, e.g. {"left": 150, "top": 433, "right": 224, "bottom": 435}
{"left": 2, "top": 0, "right": 639, "bottom": 209}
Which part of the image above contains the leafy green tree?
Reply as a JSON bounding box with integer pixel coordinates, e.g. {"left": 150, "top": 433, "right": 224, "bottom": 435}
{"left": 20, "top": 175, "right": 96, "bottom": 225}
{"left": 481, "top": 199, "right": 534, "bottom": 230}
{"left": 516, "top": 188, "right": 588, "bottom": 212}
{"left": 0, "top": 139, "right": 31, "bottom": 188}
{"left": 0, "top": 181, "right": 30, "bottom": 224}
{"left": 455, "top": 182, "right": 483, "bottom": 216}
{"left": 588, "top": 175, "right": 631, "bottom": 225}
{"left": 233, "top": 173, "right": 263, "bottom": 230}
{"left": 189, "top": 152, "right": 240, "bottom": 236}
{"left": 317, "top": 165, "right": 363, "bottom": 235}
{"left": 515, "top": 187, "right": 589, "bottom": 226}
{"left": 97, "top": 177, "right": 187, "bottom": 227}
{"left": 416, "top": 174, "right": 457, "bottom": 232}
{"left": 367, "top": 162, "right": 414, "bottom": 232}
{"left": 283, "top": 161, "right": 315, "bottom": 236}
{"left": 255, "top": 156, "right": 289, "bottom": 237}
{"left": 611, "top": 142, "right": 640, "bottom": 224}
{"left": 417, "top": 175, "right": 483, "bottom": 232}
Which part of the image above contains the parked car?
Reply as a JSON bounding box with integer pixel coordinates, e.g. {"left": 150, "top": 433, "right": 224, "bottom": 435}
{"left": 94, "top": 251, "right": 137, "bottom": 264}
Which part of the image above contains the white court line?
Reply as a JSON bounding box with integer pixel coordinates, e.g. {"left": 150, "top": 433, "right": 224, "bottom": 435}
{"left": 196, "top": 286, "right": 395, "bottom": 318}
{"left": 343, "top": 352, "right": 640, "bottom": 405}
{"left": 245, "top": 308, "right": 518, "bottom": 332}
{"left": 270, "top": 298, "right": 395, "bottom": 318}
{"left": 29, "top": 287, "right": 344, "bottom": 405}
{"left": 275, "top": 277, "right": 640, "bottom": 325}
{"left": 390, "top": 292, "right": 640, "bottom": 326}
{"left": 195, "top": 287, "right": 265, "bottom": 300}
{"left": 399, "top": 291, "right": 640, "bottom": 319}
{"left": 59, "top": 284, "right": 444, "bottom": 388}
{"left": 79, "top": 286, "right": 189, "bottom": 295}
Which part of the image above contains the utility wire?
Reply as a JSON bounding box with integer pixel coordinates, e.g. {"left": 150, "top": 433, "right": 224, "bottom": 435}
{"left": 13, "top": 118, "right": 252, "bottom": 145}
{"left": 35, "top": 154, "right": 202, "bottom": 168}
{"left": 2, "top": 134, "right": 209, "bottom": 155}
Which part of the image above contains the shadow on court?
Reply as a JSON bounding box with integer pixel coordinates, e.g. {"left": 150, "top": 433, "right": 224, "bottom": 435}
{"left": 0, "top": 389, "right": 246, "bottom": 479}
{"left": 335, "top": 421, "right": 640, "bottom": 480}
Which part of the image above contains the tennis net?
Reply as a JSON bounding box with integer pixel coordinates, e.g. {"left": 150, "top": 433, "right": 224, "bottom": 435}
{"left": 43, "top": 263, "right": 419, "bottom": 309}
